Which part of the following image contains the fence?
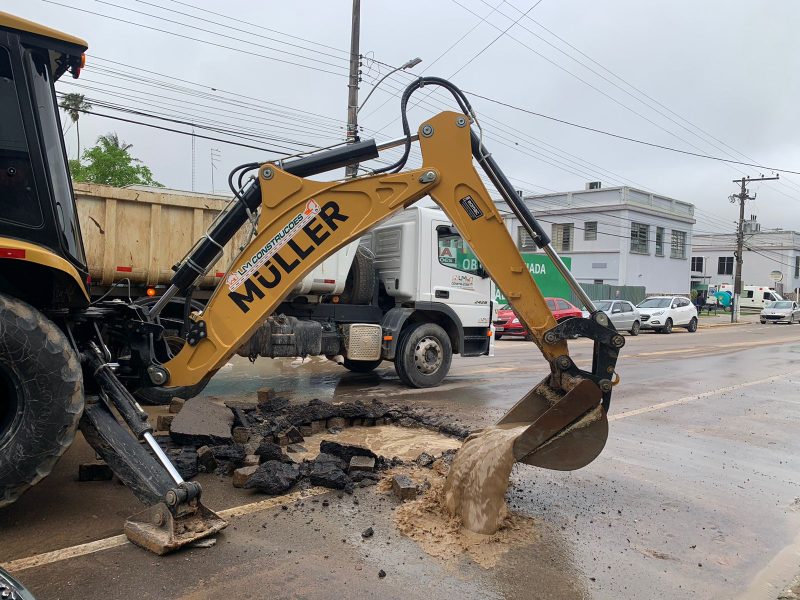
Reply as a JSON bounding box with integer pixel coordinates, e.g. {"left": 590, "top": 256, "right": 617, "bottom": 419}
{"left": 570, "top": 284, "right": 647, "bottom": 308}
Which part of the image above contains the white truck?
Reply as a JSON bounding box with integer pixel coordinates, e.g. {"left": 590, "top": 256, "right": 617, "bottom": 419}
{"left": 75, "top": 183, "right": 493, "bottom": 388}
{"left": 711, "top": 284, "right": 783, "bottom": 311}
{"left": 237, "top": 205, "right": 495, "bottom": 387}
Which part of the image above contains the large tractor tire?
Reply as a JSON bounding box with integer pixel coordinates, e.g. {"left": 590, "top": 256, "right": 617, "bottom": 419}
{"left": 0, "top": 293, "right": 83, "bottom": 508}
{"left": 394, "top": 322, "right": 453, "bottom": 388}
{"left": 339, "top": 246, "right": 375, "bottom": 305}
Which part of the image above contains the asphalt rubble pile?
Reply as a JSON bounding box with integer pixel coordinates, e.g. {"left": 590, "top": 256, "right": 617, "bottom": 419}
{"left": 155, "top": 390, "right": 471, "bottom": 496}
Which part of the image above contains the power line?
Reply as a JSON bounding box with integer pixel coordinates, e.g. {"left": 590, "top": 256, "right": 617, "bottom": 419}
{"left": 87, "top": 56, "right": 350, "bottom": 129}
{"left": 96, "top": 0, "right": 349, "bottom": 69}
{"left": 463, "top": 91, "right": 800, "bottom": 175}
{"left": 42, "top": 0, "right": 349, "bottom": 77}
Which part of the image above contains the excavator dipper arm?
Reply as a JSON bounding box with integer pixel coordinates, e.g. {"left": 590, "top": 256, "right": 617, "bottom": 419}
{"left": 158, "top": 109, "right": 623, "bottom": 472}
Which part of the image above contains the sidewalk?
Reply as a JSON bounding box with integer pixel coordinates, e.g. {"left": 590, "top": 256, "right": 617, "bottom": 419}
{"left": 696, "top": 311, "right": 760, "bottom": 328}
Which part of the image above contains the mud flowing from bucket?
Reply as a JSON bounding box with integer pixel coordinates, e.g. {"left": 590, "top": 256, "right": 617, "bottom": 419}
{"left": 443, "top": 425, "right": 527, "bottom": 535}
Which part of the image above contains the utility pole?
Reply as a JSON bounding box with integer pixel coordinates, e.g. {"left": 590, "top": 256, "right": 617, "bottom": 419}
{"left": 191, "top": 128, "right": 196, "bottom": 192}
{"left": 210, "top": 148, "right": 221, "bottom": 194}
{"left": 730, "top": 174, "right": 779, "bottom": 322}
{"left": 344, "top": 0, "right": 361, "bottom": 178}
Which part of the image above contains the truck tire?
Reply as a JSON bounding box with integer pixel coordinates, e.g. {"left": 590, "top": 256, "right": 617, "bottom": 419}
{"left": 394, "top": 322, "right": 452, "bottom": 388}
{"left": 343, "top": 358, "right": 383, "bottom": 373}
{"left": 0, "top": 293, "right": 83, "bottom": 508}
{"left": 339, "top": 246, "right": 375, "bottom": 305}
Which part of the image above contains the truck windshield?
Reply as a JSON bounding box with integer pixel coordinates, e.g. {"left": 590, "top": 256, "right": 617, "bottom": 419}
{"left": 25, "top": 49, "right": 85, "bottom": 266}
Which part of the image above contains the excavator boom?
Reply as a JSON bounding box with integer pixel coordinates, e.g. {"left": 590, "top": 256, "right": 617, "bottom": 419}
{"left": 153, "top": 99, "right": 623, "bottom": 472}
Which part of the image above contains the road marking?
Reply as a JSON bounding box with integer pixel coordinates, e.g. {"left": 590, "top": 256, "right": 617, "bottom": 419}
{"left": 1, "top": 487, "right": 329, "bottom": 573}
{"left": 609, "top": 371, "right": 800, "bottom": 422}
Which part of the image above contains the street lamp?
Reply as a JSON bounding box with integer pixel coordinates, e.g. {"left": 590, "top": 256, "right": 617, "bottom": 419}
{"left": 358, "top": 57, "right": 422, "bottom": 113}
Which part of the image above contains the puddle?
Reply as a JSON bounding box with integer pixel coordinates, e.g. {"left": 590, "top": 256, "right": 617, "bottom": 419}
{"left": 291, "top": 425, "right": 462, "bottom": 463}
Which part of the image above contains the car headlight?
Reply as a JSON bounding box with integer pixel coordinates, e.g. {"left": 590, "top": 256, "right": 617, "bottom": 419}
{"left": 652, "top": 310, "right": 665, "bottom": 316}
{"left": 511, "top": 318, "right": 519, "bottom": 324}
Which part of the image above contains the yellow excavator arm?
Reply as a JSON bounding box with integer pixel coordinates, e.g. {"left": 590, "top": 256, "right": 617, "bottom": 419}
{"left": 151, "top": 94, "right": 624, "bottom": 472}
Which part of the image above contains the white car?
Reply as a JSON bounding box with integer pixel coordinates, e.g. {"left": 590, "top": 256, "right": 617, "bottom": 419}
{"left": 636, "top": 296, "right": 698, "bottom": 334}
{"left": 581, "top": 300, "right": 642, "bottom": 335}
{"left": 760, "top": 300, "right": 800, "bottom": 324}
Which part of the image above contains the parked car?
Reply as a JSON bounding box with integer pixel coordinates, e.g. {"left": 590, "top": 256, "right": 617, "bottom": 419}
{"left": 581, "top": 300, "right": 642, "bottom": 335}
{"left": 494, "top": 298, "right": 582, "bottom": 339}
{"left": 636, "top": 296, "right": 698, "bottom": 333}
{"left": 760, "top": 300, "right": 800, "bottom": 324}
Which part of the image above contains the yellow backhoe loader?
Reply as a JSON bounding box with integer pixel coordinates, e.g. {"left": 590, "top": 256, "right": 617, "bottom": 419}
{"left": 0, "top": 12, "right": 624, "bottom": 554}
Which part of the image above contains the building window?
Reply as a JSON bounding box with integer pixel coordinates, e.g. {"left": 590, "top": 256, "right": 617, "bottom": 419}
{"left": 655, "top": 227, "right": 664, "bottom": 256}
{"left": 593, "top": 279, "right": 604, "bottom": 284}
{"left": 584, "top": 221, "right": 597, "bottom": 241}
{"left": 552, "top": 223, "right": 573, "bottom": 252}
{"left": 718, "top": 256, "right": 734, "bottom": 275}
{"left": 517, "top": 226, "right": 537, "bottom": 252}
{"left": 670, "top": 230, "right": 686, "bottom": 259}
{"left": 796, "top": 256, "right": 799, "bottom": 278}
{"left": 691, "top": 257, "right": 704, "bottom": 272}
{"left": 630, "top": 222, "right": 649, "bottom": 254}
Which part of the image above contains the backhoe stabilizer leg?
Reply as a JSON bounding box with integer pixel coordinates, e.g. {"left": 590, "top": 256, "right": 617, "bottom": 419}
{"left": 80, "top": 397, "right": 227, "bottom": 554}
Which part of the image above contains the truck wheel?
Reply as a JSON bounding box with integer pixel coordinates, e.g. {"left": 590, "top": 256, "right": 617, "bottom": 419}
{"left": 395, "top": 323, "right": 452, "bottom": 388}
{"left": 339, "top": 246, "right": 375, "bottom": 305}
{"left": 0, "top": 293, "right": 83, "bottom": 508}
{"left": 343, "top": 358, "right": 383, "bottom": 373}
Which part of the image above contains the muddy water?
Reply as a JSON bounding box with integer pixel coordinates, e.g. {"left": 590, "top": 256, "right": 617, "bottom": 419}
{"left": 292, "top": 425, "right": 462, "bottom": 462}
{"left": 443, "top": 425, "right": 526, "bottom": 534}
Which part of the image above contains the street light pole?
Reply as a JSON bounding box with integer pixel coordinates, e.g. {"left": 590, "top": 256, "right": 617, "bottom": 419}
{"left": 357, "top": 57, "right": 422, "bottom": 114}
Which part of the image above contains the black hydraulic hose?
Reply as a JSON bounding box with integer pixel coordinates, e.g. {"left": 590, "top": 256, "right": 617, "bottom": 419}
{"left": 169, "top": 140, "right": 379, "bottom": 295}
{"left": 470, "top": 130, "right": 551, "bottom": 248}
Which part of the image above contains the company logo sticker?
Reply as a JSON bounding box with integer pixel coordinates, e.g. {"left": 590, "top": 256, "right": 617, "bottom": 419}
{"left": 451, "top": 274, "right": 475, "bottom": 290}
{"left": 227, "top": 199, "right": 320, "bottom": 292}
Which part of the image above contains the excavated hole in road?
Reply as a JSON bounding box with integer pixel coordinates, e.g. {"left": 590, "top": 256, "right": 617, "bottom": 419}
{"left": 162, "top": 395, "right": 537, "bottom": 566}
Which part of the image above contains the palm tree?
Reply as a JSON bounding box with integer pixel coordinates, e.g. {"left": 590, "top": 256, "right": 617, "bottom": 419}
{"left": 97, "top": 132, "right": 132, "bottom": 151}
{"left": 58, "top": 93, "right": 92, "bottom": 159}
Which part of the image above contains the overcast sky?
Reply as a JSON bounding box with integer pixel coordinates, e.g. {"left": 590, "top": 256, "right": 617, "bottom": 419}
{"left": 9, "top": 0, "right": 800, "bottom": 238}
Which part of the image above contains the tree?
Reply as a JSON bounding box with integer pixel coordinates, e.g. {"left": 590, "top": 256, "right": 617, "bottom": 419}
{"left": 70, "top": 132, "right": 164, "bottom": 188}
{"left": 58, "top": 93, "right": 92, "bottom": 159}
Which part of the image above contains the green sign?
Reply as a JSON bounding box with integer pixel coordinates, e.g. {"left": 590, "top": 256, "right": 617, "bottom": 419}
{"left": 451, "top": 244, "right": 572, "bottom": 304}
{"left": 493, "top": 254, "right": 572, "bottom": 304}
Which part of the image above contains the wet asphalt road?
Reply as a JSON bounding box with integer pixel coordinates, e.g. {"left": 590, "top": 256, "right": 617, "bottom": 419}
{"left": 2, "top": 320, "right": 800, "bottom": 599}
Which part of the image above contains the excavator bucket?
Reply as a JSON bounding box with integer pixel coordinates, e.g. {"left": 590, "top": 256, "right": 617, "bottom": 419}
{"left": 497, "top": 376, "right": 608, "bottom": 471}
{"left": 125, "top": 500, "right": 227, "bottom": 555}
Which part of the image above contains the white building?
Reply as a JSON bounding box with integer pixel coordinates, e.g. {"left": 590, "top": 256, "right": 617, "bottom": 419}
{"left": 692, "top": 220, "right": 800, "bottom": 295}
{"left": 500, "top": 185, "right": 696, "bottom": 294}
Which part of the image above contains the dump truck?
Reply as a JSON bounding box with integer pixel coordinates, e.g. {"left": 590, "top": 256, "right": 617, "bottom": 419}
{"left": 75, "top": 183, "right": 494, "bottom": 390}
{"left": 0, "top": 11, "right": 624, "bottom": 555}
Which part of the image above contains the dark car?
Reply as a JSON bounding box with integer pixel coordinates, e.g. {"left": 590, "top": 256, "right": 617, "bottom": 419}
{"left": 494, "top": 298, "right": 582, "bottom": 339}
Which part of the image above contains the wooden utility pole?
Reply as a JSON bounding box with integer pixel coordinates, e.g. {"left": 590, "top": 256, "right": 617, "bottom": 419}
{"left": 730, "top": 174, "right": 779, "bottom": 322}
{"left": 344, "top": 0, "right": 361, "bottom": 178}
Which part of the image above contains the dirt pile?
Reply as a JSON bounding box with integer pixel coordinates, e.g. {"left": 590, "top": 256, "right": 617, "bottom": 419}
{"left": 391, "top": 455, "right": 535, "bottom": 569}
